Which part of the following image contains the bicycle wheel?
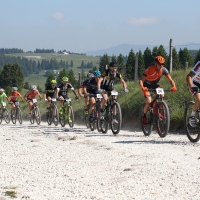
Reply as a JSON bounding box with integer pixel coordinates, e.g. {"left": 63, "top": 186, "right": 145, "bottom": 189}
{"left": 3, "top": 109, "right": 10, "bottom": 124}
{"left": 17, "top": 108, "right": 23, "bottom": 124}
{"left": 35, "top": 107, "right": 41, "bottom": 125}
{"left": 30, "top": 109, "right": 35, "bottom": 124}
{"left": 141, "top": 104, "right": 153, "bottom": 136}
{"left": 11, "top": 109, "right": 16, "bottom": 124}
{"left": 53, "top": 105, "right": 59, "bottom": 126}
{"left": 156, "top": 101, "right": 170, "bottom": 138}
{"left": 110, "top": 102, "right": 122, "bottom": 135}
{"left": 0, "top": 111, "right": 2, "bottom": 124}
{"left": 89, "top": 110, "right": 96, "bottom": 131}
{"left": 184, "top": 101, "right": 200, "bottom": 142}
{"left": 100, "top": 106, "right": 109, "bottom": 134}
{"left": 59, "top": 108, "right": 66, "bottom": 127}
{"left": 96, "top": 109, "right": 102, "bottom": 132}
{"left": 46, "top": 108, "right": 52, "bottom": 125}
{"left": 68, "top": 106, "right": 74, "bottom": 128}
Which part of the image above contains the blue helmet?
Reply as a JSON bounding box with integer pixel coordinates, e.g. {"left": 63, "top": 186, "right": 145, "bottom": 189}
{"left": 93, "top": 70, "right": 101, "bottom": 77}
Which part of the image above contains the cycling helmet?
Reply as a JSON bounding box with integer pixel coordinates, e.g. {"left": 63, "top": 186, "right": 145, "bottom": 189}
{"left": 62, "top": 76, "right": 68, "bottom": 82}
{"left": 155, "top": 56, "right": 165, "bottom": 65}
{"left": 87, "top": 73, "right": 94, "bottom": 78}
{"left": 109, "top": 62, "right": 118, "bottom": 68}
{"left": 12, "top": 87, "right": 18, "bottom": 91}
{"left": 93, "top": 70, "right": 101, "bottom": 77}
{"left": 30, "top": 85, "right": 37, "bottom": 90}
{"left": 0, "top": 88, "right": 4, "bottom": 92}
{"left": 51, "top": 80, "right": 57, "bottom": 84}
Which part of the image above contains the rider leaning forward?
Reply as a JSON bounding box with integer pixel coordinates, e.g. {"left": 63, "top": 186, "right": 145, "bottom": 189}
{"left": 139, "top": 56, "right": 177, "bottom": 125}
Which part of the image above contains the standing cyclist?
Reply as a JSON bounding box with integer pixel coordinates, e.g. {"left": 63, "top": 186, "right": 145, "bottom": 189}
{"left": 57, "top": 76, "right": 79, "bottom": 123}
{"left": 98, "top": 62, "right": 128, "bottom": 123}
{"left": 186, "top": 60, "right": 200, "bottom": 127}
{"left": 139, "top": 56, "right": 177, "bottom": 125}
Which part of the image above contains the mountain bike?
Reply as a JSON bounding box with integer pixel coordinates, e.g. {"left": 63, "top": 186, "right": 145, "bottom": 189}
{"left": 84, "top": 103, "right": 90, "bottom": 129}
{"left": 184, "top": 97, "right": 200, "bottom": 142}
{"left": 141, "top": 88, "right": 170, "bottom": 138}
{"left": 100, "top": 90, "right": 122, "bottom": 135}
{"left": 10, "top": 101, "right": 23, "bottom": 124}
{"left": 46, "top": 98, "right": 59, "bottom": 126}
{"left": 59, "top": 98, "right": 74, "bottom": 128}
{"left": 0, "top": 102, "right": 10, "bottom": 124}
{"left": 89, "top": 93, "right": 102, "bottom": 132}
{"left": 29, "top": 98, "right": 41, "bottom": 125}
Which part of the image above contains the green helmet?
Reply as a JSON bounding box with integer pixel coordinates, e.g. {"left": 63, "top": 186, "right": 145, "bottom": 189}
{"left": 51, "top": 80, "right": 57, "bottom": 84}
{"left": 62, "top": 76, "right": 68, "bottom": 82}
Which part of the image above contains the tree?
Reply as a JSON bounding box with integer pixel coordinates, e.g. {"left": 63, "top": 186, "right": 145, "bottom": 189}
{"left": 194, "top": 49, "right": 200, "bottom": 64}
{"left": 24, "top": 81, "right": 30, "bottom": 89}
{"left": 68, "top": 69, "right": 77, "bottom": 86}
{"left": 171, "top": 48, "right": 180, "bottom": 70}
{"left": 117, "top": 54, "right": 126, "bottom": 78}
{"left": 179, "top": 48, "right": 194, "bottom": 69}
{"left": 138, "top": 51, "right": 145, "bottom": 78}
{"left": 45, "top": 74, "right": 55, "bottom": 88}
{"left": 143, "top": 47, "right": 152, "bottom": 68}
{"left": 126, "top": 49, "right": 135, "bottom": 80}
{"left": 57, "top": 68, "right": 68, "bottom": 84}
{"left": 0, "top": 63, "right": 24, "bottom": 91}
{"left": 99, "top": 54, "right": 110, "bottom": 72}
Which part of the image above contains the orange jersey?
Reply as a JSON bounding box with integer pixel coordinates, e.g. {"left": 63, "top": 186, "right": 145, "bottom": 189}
{"left": 143, "top": 65, "right": 169, "bottom": 84}
{"left": 9, "top": 91, "right": 21, "bottom": 102}
{"left": 25, "top": 90, "right": 39, "bottom": 99}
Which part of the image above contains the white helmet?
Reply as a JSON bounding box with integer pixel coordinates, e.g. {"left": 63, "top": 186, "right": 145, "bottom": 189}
{"left": 0, "top": 88, "right": 4, "bottom": 92}
{"left": 12, "top": 87, "right": 18, "bottom": 92}
{"left": 30, "top": 85, "right": 37, "bottom": 90}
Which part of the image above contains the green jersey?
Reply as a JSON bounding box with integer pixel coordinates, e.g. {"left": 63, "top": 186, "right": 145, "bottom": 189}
{"left": 0, "top": 92, "right": 7, "bottom": 103}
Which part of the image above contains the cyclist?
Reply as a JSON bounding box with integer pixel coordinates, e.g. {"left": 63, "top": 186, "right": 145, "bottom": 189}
{"left": 8, "top": 87, "right": 25, "bottom": 117}
{"left": 139, "top": 56, "right": 177, "bottom": 125}
{"left": 43, "top": 80, "right": 59, "bottom": 109}
{"left": 85, "top": 70, "right": 102, "bottom": 122}
{"left": 0, "top": 88, "right": 9, "bottom": 104}
{"left": 186, "top": 60, "right": 200, "bottom": 127}
{"left": 78, "top": 73, "right": 94, "bottom": 115}
{"left": 24, "top": 85, "right": 42, "bottom": 117}
{"left": 57, "top": 76, "right": 79, "bottom": 123}
{"left": 98, "top": 62, "right": 128, "bottom": 124}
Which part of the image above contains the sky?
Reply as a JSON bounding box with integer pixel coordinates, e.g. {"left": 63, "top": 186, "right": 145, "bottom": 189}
{"left": 1, "top": 0, "right": 200, "bottom": 53}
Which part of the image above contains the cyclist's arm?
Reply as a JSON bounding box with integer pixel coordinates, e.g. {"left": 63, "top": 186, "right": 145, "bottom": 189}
{"left": 97, "top": 77, "right": 103, "bottom": 89}
{"left": 139, "top": 75, "right": 146, "bottom": 89}
{"left": 120, "top": 78, "right": 127, "bottom": 90}
{"left": 186, "top": 71, "right": 195, "bottom": 90}
{"left": 55, "top": 88, "right": 59, "bottom": 99}
{"left": 166, "top": 74, "right": 176, "bottom": 88}
{"left": 78, "top": 87, "right": 84, "bottom": 97}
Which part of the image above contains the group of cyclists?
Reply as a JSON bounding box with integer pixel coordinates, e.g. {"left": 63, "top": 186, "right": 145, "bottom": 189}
{"left": 1, "top": 55, "right": 200, "bottom": 131}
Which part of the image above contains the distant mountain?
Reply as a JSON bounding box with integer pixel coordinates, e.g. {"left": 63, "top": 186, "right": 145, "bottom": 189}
{"left": 85, "top": 43, "right": 200, "bottom": 56}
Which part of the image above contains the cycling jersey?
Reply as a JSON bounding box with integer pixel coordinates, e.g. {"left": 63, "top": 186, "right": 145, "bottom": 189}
{"left": 57, "top": 83, "right": 74, "bottom": 99}
{"left": 101, "top": 69, "right": 122, "bottom": 91}
{"left": 44, "top": 85, "right": 58, "bottom": 98}
{"left": 0, "top": 92, "right": 7, "bottom": 103}
{"left": 85, "top": 77, "right": 99, "bottom": 95}
{"left": 143, "top": 65, "right": 169, "bottom": 86}
{"left": 190, "top": 61, "right": 200, "bottom": 88}
{"left": 9, "top": 91, "right": 21, "bottom": 102}
{"left": 24, "top": 90, "right": 40, "bottom": 99}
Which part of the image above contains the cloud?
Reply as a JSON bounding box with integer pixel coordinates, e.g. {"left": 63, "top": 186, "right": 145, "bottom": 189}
{"left": 127, "top": 17, "right": 160, "bottom": 25}
{"left": 51, "top": 12, "right": 65, "bottom": 20}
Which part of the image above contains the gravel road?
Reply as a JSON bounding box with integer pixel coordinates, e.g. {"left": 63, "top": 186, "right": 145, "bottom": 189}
{"left": 0, "top": 121, "right": 199, "bottom": 200}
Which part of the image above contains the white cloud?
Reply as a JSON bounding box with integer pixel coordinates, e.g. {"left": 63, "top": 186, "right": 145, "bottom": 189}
{"left": 127, "top": 17, "right": 160, "bottom": 25}
{"left": 51, "top": 12, "right": 65, "bottom": 20}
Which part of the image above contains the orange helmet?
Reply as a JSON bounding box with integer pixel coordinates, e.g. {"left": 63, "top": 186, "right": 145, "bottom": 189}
{"left": 155, "top": 56, "right": 165, "bottom": 64}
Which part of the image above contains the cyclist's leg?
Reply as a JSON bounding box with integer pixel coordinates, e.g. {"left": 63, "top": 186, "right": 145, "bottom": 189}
{"left": 59, "top": 96, "right": 64, "bottom": 114}
{"left": 89, "top": 96, "right": 95, "bottom": 121}
{"left": 28, "top": 100, "right": 33, "bottom": 116}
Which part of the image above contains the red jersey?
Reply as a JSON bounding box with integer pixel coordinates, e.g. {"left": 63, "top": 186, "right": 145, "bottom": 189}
{"left": 9, "top": 91, "right": 21, "bottom": 102}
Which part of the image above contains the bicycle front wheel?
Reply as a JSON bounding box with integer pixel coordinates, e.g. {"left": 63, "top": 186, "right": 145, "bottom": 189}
{"left": 110, "top": 102, "right": 122, "bottom": 135}
{"left": 141, "top": 104, "right": 153, "bottom": 136}
{"left": 35, "top": 107, "right": 41, "bottom": 125}
{"left": 68, "top": 106, "right": 74, "bottom": 128}
{"left": 17, "top": 108, "right": 23, "bottom": 124}
{"left": 184, "top": 101, "right": 200, "bottom": 142}
{"left": 30, "top": 109, "right": 35, "bottom": 124}
{"left": 100, "top": 106, "right": 109, "bottom": 134}
{"left": 156, "top": 101, "right": 170, "bottom": 138}
{"left": 53, "top": 106, "right": 59, "bottom": 126}
{"left": 59, "top": 109, "right": 66, "bottom": 127}
{"left": 46, "top": 109, "right": 52, "bottom": 125}
{"left": 4, "top": 109, "right": 10, "bottom": 124}
{"left": 11, "top": 109, "right": 16, "bottom": 124}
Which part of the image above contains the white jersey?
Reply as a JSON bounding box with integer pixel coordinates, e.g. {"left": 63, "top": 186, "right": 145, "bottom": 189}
{"left": 191, "top": 61, "right": 200, "bottom": 86}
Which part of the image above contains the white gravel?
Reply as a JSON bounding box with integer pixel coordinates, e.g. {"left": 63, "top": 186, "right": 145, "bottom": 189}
{"left": 0, "top": 120, "right": 200, "bottom": 200}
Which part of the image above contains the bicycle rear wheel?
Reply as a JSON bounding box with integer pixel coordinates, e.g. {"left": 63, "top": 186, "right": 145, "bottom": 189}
{"left": 17, "top": 108, "right": 23, "bottom": 124}
{"left": 184, "top": 101, "right": 200, "bottom": 142}
{"left": 68, "top": 106, "right": 74, "bottom": 128}
{"left": 4, "top": 109, "right": 10, "bottom": 124}
{"left": 141, "top": 104, "right": 153, "bottom": 136}
{"left": 110, "top": 102, "right": 122, "bottom": 135}
{"left": 35, "top": 107, "right": 41, "bottom": 125}
{"left": 100, "top": 106, "right": 109, "bottom": 134}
